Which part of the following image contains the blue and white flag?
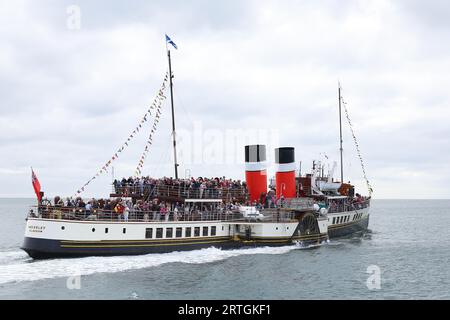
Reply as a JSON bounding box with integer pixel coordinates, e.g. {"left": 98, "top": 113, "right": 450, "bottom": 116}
{"left": 165, "top": 34, "right": 178, "bottom": 49}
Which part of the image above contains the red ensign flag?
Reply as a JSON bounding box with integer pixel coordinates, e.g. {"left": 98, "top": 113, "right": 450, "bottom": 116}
{"left": 31, "top": 168, "right": 42, "bottom": 202}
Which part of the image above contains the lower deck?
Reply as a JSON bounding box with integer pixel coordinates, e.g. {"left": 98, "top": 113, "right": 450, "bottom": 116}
{"left": 22, "top": 206, "right": 369, "bottom": 259}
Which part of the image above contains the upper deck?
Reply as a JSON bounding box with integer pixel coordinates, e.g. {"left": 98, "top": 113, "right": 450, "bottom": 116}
{"left": 110, "top": 183, "right": 248, "bottom": 203}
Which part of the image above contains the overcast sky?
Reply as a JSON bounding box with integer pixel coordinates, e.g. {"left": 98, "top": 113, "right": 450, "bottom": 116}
{"left": 1, "top": 0, "right": 449, "bottom": 199}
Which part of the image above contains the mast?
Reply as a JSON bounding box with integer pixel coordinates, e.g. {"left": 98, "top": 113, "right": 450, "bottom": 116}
{"left": 338, "top": 84, "right": 344, "bottom": 183}
{"left": 167, "top": 49, "right": 179, "bottom": 179}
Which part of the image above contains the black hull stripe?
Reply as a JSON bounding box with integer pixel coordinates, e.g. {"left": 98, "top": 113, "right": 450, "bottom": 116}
{"left": 60, "top": 234, "right": 327, "bottom": 247}
{"left": 328, "top": 216, "right": 370, "bottom": 238}
{"left": 22, "top": 233, "right": 328, "bottom": 259}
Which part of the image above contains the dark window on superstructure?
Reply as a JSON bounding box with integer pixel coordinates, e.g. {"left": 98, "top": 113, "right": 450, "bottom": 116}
{"left": 105, "top": 228, "right": 109, "bottom": 234}
{"left": 156, "top": 228, "right": 163, "bottom": 238}
{"left": 194, "top": 227, "right": 200, "bottom": 237}
{"left": 222, "top": 226, "right": 224, "bottom": 231}
{"left": 166, "top": 228, "right": 173, "bottom": 238}
{"left": 211, "top": 226, "right": 216, "bottom": 236}
{"left": 145, "top": 228, "right": 153, "bottom": 239}
{"left": 123, "top": 228, "right": 126, "bottom": 234}
{"left": 185, "top": 227, "right": 192, "bottom": 237}
{"left": 332, "top": 217, "right": 336, "bottom": 224}
{"left": 176, "top": 227, "right": 182, "bottom": 238}
{"left": 203, "top": 226, "right": 208, "bottom": 237}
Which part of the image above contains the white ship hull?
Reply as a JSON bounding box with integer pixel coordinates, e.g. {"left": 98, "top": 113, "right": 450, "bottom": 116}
{"left": 22, "top": 216, "right": 328, "bottom": 259}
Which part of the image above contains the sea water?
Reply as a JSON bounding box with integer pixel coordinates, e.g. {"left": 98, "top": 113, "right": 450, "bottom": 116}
{"left": 0, "top": 198, "right": 449, "bottom": 299}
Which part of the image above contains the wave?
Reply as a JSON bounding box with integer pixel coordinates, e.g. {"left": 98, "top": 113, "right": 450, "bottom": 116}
{"left": 0, "top": 250, "right": 31, "bottom": 265}
{"left": 0, "top": 245, "right": 300, "bottom": 285}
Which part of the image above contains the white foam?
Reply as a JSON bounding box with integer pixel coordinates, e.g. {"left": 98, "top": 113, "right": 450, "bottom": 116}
{"left": 0, "top": 246, "right": 298, "bottom": 285}
{"left": 0, "top": 250, "right": 31, "bottom": 265}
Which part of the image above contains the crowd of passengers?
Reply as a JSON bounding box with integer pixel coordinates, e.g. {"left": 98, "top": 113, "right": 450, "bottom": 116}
{"left": 113, "top": 176, "right": 247, "bottom": 199}
{"left": 34, "top": 174, "right": 369, "bottom": 221}
{"left": 327, "top": 193, "right": 369, "bottom": 212}
{"left": 35, "top": 188, "right": 287, "bottom": 222}
{"left": 36, "top": 195, "right": 254, "bottom": 222}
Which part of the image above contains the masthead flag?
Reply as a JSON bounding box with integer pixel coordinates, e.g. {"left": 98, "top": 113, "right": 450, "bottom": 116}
{"left": 165, "top": 34, "right": 178, "bottom": 50}
{"left": 31, "top": 168, "right": 42, "bottom": 202}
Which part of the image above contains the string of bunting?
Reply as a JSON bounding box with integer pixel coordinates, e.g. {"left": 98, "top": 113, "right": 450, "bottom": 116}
{"left": 341, "top": 95, "right": 373, "bottom": 196}
{"left": 74, "top": 72, "right": 169, "bottom": 197}
{"left": 134, "top": 87, "right": 166, "bottom": 176}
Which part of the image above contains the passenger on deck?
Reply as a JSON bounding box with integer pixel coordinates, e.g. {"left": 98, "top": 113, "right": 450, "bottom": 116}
{"left": 173, "top": 202, "right": 180, "bottom": 222}
{"left": 152, "top": 200, "right": 160, "bottom": 220}
{"left": 161, "top": 203, "right": 168, "bottom": 221}
{"left": 123, "top": 203, "right": 130, "bottom": 222}
{"left": 114, "top": 202, "right": 125, "bottom": 220}
{"left": 85, "top": 201, "right": 92, "bottom": 215}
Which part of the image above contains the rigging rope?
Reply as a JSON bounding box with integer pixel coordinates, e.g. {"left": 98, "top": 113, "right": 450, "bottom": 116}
{"left": 340, "top": 94, "right": 373, "bottom": 196}
{"left": 134, "top": 88, "right": 167, "bottom": 176}
{"left": 74, "top": 72, "right": 169, "bottom": 196}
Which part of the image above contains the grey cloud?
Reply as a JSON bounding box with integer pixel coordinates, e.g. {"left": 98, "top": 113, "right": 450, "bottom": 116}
{"left": 1, "top": 0, "right": 450, "bottom": 198}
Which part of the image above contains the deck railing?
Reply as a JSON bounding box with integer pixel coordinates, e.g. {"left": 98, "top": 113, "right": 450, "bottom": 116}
{"left": 326, "top": 198, "right": 371, "bottom": 214}
{"left": 111, "top": 183, "right": 248, "bottom": 201}
{"left": 28, "top": 206, "right": 296, "bottom": 223}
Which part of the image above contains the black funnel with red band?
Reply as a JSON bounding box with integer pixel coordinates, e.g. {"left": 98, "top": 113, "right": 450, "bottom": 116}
{"left": 275, "top": 147, "right": 296, "bottom": 199}
{"left": 245, "top": 145, "right": 267, "bottom": 203}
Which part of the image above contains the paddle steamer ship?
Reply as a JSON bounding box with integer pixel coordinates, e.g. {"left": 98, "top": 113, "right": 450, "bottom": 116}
{"left": 21, "top": 38, "right": 371, "bottom": 259}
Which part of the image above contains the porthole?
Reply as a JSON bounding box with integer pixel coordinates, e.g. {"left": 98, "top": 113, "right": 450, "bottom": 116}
{"left": 105, "top": 228, "right": 109, "bottom": 234}
{"left": 61, "top": 226, "right": 65, "bottom": 230}
{"left": 92, "top": 228, "right": 96, "bottom": 232}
